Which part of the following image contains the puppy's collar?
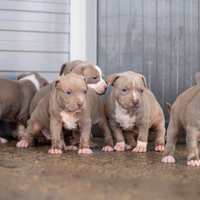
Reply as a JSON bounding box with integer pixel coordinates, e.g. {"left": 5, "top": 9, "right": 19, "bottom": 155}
{"left": 19, "top": 74, "right": 40, "bottom": 91}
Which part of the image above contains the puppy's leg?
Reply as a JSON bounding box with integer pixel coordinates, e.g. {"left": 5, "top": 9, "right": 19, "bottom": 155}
{"left": 49, "top": 119, "right": 63, "bottom": 154}
{"left": 162, "top": 119, "right": 183, "bottom": 163}
{"left": 65, "top": 130, "right": 79, "bottom": 151}
{"left": 16, "top": 120, "right": 41, "bottom": 148}
{"left": 132, "top": 125, "right": 148, "bottom": 153}
{"left": 78, "top": 120, "right": 93, "bottom": 154}
{"left": 153, "top": 123, "right": 165, "bottom": 152}
{"left": 109, "top": 119, "right": 125, "bottom": 151}
{"left": 124, "top": 131, "right": 136, "bottom": 150}
{"left": 98, "top": 117, "right": 114, "bottom": 152}
{"left": 186, "top": 125, "right": 200, "bottom": 167}
{"left": 18, "top": 121, "right": 26, "bottom": 140}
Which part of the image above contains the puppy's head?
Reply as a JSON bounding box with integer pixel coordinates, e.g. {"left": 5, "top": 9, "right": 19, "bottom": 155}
{"left": 59, "top": 60, "right": 83, "bottom": 76}
{"left": 107, "top": 71, "right": 147, "bottom": 110}
{"left": 52, "top": 73, "right": 88, "bottom": 112}
{"left": 18, "top": 73, "right": 49, "bottom": 90}
{"left": 72, "top": 62, "right": 107, "bottom": 95}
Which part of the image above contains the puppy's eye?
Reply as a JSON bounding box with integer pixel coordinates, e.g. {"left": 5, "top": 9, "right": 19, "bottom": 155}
{"left": 140, "top": 89, "right": 144, "bottom": 93}
{"left": 84, "top": 90, "right": 87, "bottom": 94}
{"left": 93, "top": 77, "right": 97, "bottom": 80}
{"left": 122, "top": 89, "right": 127, "bottom": 93}
{"left": 66, "top": 91, "right": 72, "bottom": 95}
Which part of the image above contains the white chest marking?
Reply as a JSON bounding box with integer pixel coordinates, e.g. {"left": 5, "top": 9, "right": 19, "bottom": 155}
{"left": 115, "top": 100, "right": 136, "bottom": 129}
{"left": 60, "top": 111, "right": 78, "bottom": 130}
{"left": 19, "top": 74, "right": 40, "bottom": 91}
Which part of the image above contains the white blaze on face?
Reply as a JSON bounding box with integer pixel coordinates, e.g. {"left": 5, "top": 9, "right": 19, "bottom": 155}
{"left": 87, "top": 65, "right": 107, "bottom": 94}
{"left": 19, "top": 74, "right": 40, "bottom": 91}
{"left": 133, "top": 80, "right": 137, "bottom": 100}
{"left": 115, "top": 100, "right": 136, "bottom": 129}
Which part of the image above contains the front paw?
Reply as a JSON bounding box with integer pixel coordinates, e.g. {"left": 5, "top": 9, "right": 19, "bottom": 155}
{"left": 65, "top": 145, "right": 78, "bottom": 151}
{"left": 48, "top": 148, "right": 63, "bottom": 154}
{"left": 16, "top": 140, "right": 29, "bottom": 148}
{"left": 114, "top": 141, "right": 125, "bottom": 151}
{"left": 132, "top": 146, "right": 147, "bottom": 153}
{"left": 102, "top": 145, "right": 113, "bottom": 152}
{"left": 155, "top": 145, "right": 164, "bottom": 152}
{"left": 161, "top": 156, "right": 175, "bottom": 163}
{"left": 187, "top": 160, "right": 200, "bottom": 167}
{"left": 78, "top": 148, "right": 93, "bottom": 154}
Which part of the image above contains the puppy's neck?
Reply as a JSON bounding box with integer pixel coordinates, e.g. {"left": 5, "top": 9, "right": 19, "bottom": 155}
{"left": 19, "top": 74, "right": 40, "bottom": 91}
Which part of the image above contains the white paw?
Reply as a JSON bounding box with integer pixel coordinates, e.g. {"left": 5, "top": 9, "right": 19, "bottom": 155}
{"left": 114, "top": 141, "right": 125, "bottom": 151}
{"left": 187, "top": 160, "right": 200, "bottom": 167}
{"left": 125, "top": 144, "right": 132, "bottom": 150}
{"left": 132, "top": 146, "right": 147, "bottom": 153}
{"left": 65, "top": 145, "right": 78, "bottom": 151}
{"left": 16, "top": 140, "right": 28, "bottom": 148}
{"left": 162, "top": 156, "right": 175, "bottom": 163}
{"left": 48, "top": 149, "right": 63, "bottom": 154}
{"left": 102, "top": 145, "right": 113, "bottom": 152}
{"left": 78, "top": 148, "right": 93, "bottom": 154}
{"left": 155, "top": 145, "right": 165, "bottom": 152}
{"left": 0, "top": 138, "right": 8, "bottom": 144}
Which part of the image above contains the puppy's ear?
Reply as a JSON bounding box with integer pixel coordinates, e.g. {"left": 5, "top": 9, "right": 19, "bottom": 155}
{"left": 40, "top": 78, "right": 49, "bottom": 87}
{"left": 195, "top": 72, "right": 200, "bottom": 85}
{"left": 59, "top": 60, "right": 83, "bottom": 76}
{"left": 106, "top": 73, "right": 120, "bottom": 87}
{"left": 52, "top": 77, "right": 61, "bottom": 92}
{"left": 83, "top": 76, "right": 88, "bottom": 90}
{"left": 166, "top": 102, "right": 171, "bottom": 115}
{"left": 17, "top": 73, "right": 28, "bottom": 80}
{"left": 141, "top": 75, "right": 148, "bottom": 88}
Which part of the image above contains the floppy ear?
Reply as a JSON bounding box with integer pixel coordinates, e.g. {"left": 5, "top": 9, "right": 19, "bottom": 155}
{"left": 166, "top": 102, "right": 171, "bottom": 115}
{"left": 106, "top": 73, "right": 120, "bottom": 87}
{"left": 195, "top": 72, "right": 200, "bottom": 85}
{"left": 52, "top": 77, "right": 61, "bottom": 92}
{"left": 141, "top": 75, "right": 148, "bottom": 88}
{"left": 59, "top": 60, "right": 83, "bottom": 76}
{"left": 17, "top": 73, "right": 28, "bottom": 80}
{"left": 40, "top": 78, "right": 49, "bottom": 87}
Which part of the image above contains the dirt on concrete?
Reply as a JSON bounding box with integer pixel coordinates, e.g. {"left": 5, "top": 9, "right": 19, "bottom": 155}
{"left": 0, "top": 138, "right": 200, "bottom": 200}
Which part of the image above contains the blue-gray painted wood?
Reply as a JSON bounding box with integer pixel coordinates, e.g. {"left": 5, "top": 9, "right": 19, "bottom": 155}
{"left": 98, "top": 0, "right": 200, "bottom": 123}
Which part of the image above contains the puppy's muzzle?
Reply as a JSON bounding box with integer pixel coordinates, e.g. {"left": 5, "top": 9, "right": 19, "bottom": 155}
{"left": 132, "top": 100, "right": 139, "bottom": 108}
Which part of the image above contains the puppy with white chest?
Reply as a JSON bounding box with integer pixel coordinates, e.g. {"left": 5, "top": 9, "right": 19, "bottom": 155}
{"left": 0, "top": 73, "right": 48, "bottom": 143}
{"left": 17, "top": 73, "right": 114, "bottom": 153}
{"left": 106, "top": 71, "right": 165, "bottom": 152}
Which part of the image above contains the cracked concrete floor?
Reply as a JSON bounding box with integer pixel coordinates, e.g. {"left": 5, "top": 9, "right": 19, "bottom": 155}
{"left": 0, "top": 138, "right": 200, "bottom": 200}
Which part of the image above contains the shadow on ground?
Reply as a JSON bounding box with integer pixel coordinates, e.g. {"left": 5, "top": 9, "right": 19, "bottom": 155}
{"left": 0, "top": 138, "right": 200, "bottom": 200}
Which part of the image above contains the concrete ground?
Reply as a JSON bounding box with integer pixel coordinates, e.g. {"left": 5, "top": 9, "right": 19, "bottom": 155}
{"left": 0, "top": 137, "right": 200, "bottom": 200}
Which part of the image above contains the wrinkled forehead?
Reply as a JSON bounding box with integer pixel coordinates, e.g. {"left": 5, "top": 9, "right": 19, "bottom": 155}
{"left": 115, "top": 74, "right": 144, "bottom": 88}
{"left": 59, "top": 75, "right": 87, "bottom": 91}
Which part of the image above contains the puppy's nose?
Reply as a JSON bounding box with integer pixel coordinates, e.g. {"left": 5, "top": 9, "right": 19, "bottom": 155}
{"left": 77, "top": 102, "right": 84, "bottom": 108}
{"left": 132, "top": 100, "right": 139, "bottom": 107}
{"left": 104, "top": 85, "right": 108, "bottom": 90}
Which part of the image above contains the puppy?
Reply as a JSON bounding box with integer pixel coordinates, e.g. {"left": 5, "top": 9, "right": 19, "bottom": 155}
{"left": 106, "top": 71, "right": 165, "bottom": 152}
{"left": 0, "top": 73, "right": 48, "bottom": 143}
{"left": 16, "top": 73, "right": 114, "bottom": 153}
{"left": 29, "top": 60, "right": 107, "bottom": 115}
{"left": 162, "top": 72, "right": 200, "bottom": 166}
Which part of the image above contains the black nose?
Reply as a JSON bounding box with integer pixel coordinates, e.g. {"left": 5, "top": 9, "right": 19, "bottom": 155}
{"left": 132, "top": 100, "right": 139, "bottom": 107}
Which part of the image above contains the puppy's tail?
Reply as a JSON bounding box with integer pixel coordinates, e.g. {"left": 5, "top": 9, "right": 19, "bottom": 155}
{"left": 166, "top": 102, "right": 172, "bottom": 115}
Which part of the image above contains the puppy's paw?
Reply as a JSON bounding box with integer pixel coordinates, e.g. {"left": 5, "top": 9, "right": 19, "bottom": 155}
{"left": 102, "top": 145, "right": 113, "bottom": 152}
{"left": 187, "top": 160, "right": 200, "bottom": 167}
{"left": 132, "top": 146, "right": 147, "bottom": 153}
{"left": 78, "top": 148, "right": 93, "bottom": 154}
{"left": 0, "top": 138, "right": 8, "bottom": 144}
{"left": 161, "top": 156, "right": 175, "bottom": 163}
{"left": 65, "top": 145, "right": 78, "bottom": 151}
{"left": 48, "top": 148, "right": 63, "bottom": 154}
{"left": 16, "top": 140, "right": 28, "bottom": 148}
{"left": 114, "top": 141, "right": 125, "bottom": 151}
{"left": 155, "top": 145, "right": 165, "bottom": 152}
{"left": 125, "top": 144, "right": 132, "bottom": 150}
